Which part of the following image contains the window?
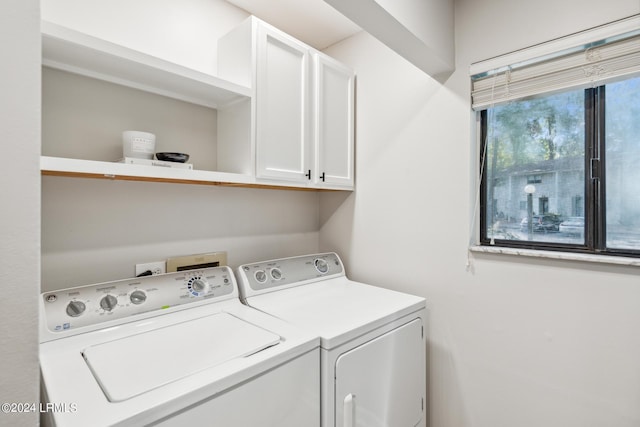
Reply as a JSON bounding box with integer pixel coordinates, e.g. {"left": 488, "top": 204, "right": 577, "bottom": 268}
{"left": 480, "top": 76, "right": 640, "bottom": 254}
{"left": 472, "top": 18, "right": 640, "bottom": 257}
{"left": 605, "top": 78, "right": 640, "bottom": 250}
{"left": 480, "top": 88, "right": 586, "bottom": 246}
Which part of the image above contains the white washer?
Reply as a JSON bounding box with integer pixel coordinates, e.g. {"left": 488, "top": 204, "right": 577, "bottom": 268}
{"left": 237, "top": 253, "right": 427, "bottom": 427}
{"left": 40, "top": 266, "right": 320, "bottom": 427}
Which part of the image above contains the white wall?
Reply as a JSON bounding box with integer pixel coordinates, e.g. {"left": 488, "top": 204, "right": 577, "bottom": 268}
{"left": 40, "top": 0, "right": 321, "bottom": 291}
{"left": 42, "top": 177, "right": 320, "bottom": 291}
{"left": 42, "top": 68, "right": 219, "bottom": 170}
{"left": 0, "top": 0, "right": 40, "bottom": 425}
{"left": 320, "top": 1, "right": 640, "bottom": 426}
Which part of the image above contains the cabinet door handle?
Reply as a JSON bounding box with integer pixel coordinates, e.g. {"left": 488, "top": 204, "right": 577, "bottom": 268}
{"left": 305, "top": 169, "right": 311, "bottom": 180}
{"left": 343, "top": 393, "right": 356, "bottom": 427}
{"left": 320, "top": 172, "right": 325, "bottom": 182}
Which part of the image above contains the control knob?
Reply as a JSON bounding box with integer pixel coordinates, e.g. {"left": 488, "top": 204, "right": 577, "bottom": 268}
{"left": 270, "top": 268, "right": 282, "bottom": 280}
{"left": 66, "top": 300, "right": 86, "bottom": 317}
{"left": 189, "top": 277, "right": 209, "bottom": 295}
{"left": 129, "top": 290, "right": 147, "bottom": 305}
{"left": 314, "top": 258, "right": 329, "bottom": 274}
{"left": 255, "top": 270, "right": 267, "bottom": 283}
{"left": 100, "top": 294, "right": 118, "bottom": 311}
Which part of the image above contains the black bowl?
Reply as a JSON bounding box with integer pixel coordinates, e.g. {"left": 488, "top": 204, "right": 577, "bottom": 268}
{"left": 155, "top": 152, "right": 189, "bottom": 163}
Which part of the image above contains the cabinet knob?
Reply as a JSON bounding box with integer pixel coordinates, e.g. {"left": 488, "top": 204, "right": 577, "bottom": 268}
{"left": 305, "top": 170, "right": 311, "bottom": 180}
{"left": 320, "top": 172, "right": 325, "bottom": 182}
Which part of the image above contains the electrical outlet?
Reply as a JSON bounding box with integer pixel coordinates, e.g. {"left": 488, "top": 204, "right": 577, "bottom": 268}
{"left": 135, "top": 261, "right": 166, "bottom": 277}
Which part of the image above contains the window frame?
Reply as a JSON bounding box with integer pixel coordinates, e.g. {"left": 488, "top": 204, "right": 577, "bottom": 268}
{"left": 478, "top": 82, "right": 640, "bottom": 258}
{"left": 472, "top": 15, "right": 640, "bottom": 261}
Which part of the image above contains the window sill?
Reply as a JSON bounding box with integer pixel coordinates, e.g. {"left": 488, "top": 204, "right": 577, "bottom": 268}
{"left": 469, "top": 245, "right": 640, "bottom": 267}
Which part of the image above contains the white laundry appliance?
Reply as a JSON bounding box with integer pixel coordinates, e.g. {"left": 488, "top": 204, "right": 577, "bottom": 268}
{"left": 236, "top": 253, "right": 427, "bottom": 427}
{"left": 39, "top": 266, "right": 320, "bottom": 427}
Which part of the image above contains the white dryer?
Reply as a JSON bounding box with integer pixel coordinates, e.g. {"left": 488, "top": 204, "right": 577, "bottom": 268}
{"left": 39, "top": 266, "right": 320, "bottom": 427}
{"left": 236, "top": 253, "right": 426, "bottom": 427}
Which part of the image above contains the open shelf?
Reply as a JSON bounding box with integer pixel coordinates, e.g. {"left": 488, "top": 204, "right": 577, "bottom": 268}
{"left": 40, "top": 156, "right": 341, "bottom": 191}
{"left": 41, "top": 21, "right": 251, "bottom": 109}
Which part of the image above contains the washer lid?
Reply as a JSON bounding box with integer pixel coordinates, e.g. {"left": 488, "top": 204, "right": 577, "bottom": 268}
{"left": 82, "top": 312, "right": 280, "bottom": 402}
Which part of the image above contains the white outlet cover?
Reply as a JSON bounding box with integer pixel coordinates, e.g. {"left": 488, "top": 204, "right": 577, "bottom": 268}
{"left": 135, "top": 261, "right": 166, "bottom": 276}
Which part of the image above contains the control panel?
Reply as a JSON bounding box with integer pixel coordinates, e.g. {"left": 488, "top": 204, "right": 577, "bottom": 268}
{"left": 41, "top": 266, "right": 235, "bottom": 333}
{"left": 239, "top": 253, "right": 344, "bottom": 293}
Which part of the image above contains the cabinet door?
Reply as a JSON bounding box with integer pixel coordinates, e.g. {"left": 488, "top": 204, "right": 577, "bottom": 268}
{"left": 335, "top": 319, "right": 425, "bottom": 427}
{"left": 314, "top": 55, "right": 354, "bottom": 188}
{"left": 255, "top": 25, "right": 311, "bottom": 181}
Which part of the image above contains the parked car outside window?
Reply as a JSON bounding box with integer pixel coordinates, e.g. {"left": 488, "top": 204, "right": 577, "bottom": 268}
{"left": 559, "top": 217, "right": 585, "bottom": 235}
{"left": 520, "top": 214, "right": 562, "bottom": 232}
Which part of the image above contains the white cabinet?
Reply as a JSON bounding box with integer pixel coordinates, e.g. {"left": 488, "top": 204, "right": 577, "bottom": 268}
{"left": 314, "top": 55, "right": 354, "bottom": 188}
{"left": 255, "top": 24, "right": 311, "bottom": 182}
{"left": 218, "top": 17, "right": 355, "bottom": 189}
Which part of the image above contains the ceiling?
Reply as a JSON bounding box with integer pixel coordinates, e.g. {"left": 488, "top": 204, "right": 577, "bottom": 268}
{"left": 225, "top": 0, "right": 362, "bottom": 50}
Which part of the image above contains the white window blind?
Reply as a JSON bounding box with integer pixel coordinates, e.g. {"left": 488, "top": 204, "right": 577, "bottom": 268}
{"left": 471, "top": 15, "right": 640, "bottom": 110}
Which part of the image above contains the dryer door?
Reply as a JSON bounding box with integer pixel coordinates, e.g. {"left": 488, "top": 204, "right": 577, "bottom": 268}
{"left": 334, "top": 318, "right": 425, "bottom": 427}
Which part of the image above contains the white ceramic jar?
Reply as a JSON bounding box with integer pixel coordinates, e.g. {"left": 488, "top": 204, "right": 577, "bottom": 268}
{"left": 122, "top": 131, "right": 156, "bottom": 159}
